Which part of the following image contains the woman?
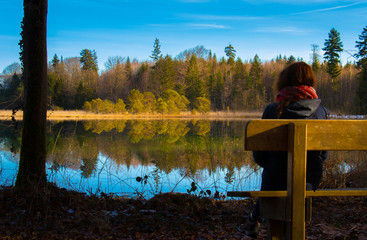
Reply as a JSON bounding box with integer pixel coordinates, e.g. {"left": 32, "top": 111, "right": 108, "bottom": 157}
{"left": 241, "top": 62, "right": 329, "bottom": 238}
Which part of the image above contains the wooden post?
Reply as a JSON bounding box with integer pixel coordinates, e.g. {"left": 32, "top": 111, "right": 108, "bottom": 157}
{"left": 286, "top": 123, "right": 307, "bottom": 239}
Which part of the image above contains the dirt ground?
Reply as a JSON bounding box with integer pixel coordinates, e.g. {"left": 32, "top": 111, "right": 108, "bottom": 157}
{"left": 0, "top": 186, "right": 366, "bottom": 240}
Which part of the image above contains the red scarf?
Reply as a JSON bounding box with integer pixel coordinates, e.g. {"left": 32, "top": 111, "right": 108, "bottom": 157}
{"left": 276, "top": 85, "right": 318, "bottom": 103}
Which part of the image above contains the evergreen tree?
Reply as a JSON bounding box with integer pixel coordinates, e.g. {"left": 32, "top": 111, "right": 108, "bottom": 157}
{"left": 80, "top": 49, "right": 98, "bottom": 72}
{"left": 231, "top": 58, "right": 247, "bottom": 109}
{"left": 149, "top": 55, "right": 176, "bottom": 96}
{"left": 287, "top": 55, "right": 296, "bottom": 65}
{"left": 355, "top": 68, "right": 367, "bottom": 114}
{"left": 224, "top": 44, "right": 236, "bottom": 65}
{"left": 185, "top": 54, "right": 205, "bottom": 108}
{"left": 323, "top": 28, "right": 344, "bottom": 79}
{"left": 355, "top": 26, "right": 367, "bottom": 68}
{"left": 74, "top": 81, "right": 95, "bottom": 109}
{"left": 150, "top": 38, "right": 162, "bottom": 62}
{"left": 249, "top": 54, "right": 263, "bottom": 90}
{"left": 125, "top": 57, "right": 132, "bottom": 80}
{"left": 354, "top": 26, "right": 367, "bottom": 114}
{"left": 51, "top": 54, "right": 60, "bottom": 69}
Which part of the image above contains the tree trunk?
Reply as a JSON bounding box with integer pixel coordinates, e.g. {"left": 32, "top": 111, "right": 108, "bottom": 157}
{"left": 16, "top": 0, "right": 48, "bottom": 187}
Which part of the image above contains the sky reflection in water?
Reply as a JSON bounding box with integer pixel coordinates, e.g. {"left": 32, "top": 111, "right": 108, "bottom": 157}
{"left": 0, "top": 120, "right": 262, "bottom": 198}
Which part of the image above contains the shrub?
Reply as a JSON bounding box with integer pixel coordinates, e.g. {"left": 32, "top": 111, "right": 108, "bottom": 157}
{"left": 114, "top": 99, "right": 126, "bottom": 113}
{"left": 194, "top": 97, "right": 210, "bottom": 113}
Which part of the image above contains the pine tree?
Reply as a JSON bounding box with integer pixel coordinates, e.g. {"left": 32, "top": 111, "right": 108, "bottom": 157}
{"left": 354, "top": 26, "right": 367, "bottom": 114}
{"left": 323, "top": 28, "right": 344, "bottom": 79}
{"left": 355, "top": 26, "right": 367, "bottom": 68}
{"left": 185, "top": 54, "right": 205, "bottom": 108}
{"left": 125, "top": 57, "right": 132, "bottom": 80}
{"left": 51, "top": 54, "right": 60, "bottom": 69}
{"left": 224, "top": 44, "right": 236, "bottom": 65}
{"left": 80, "top": 49, "right": 98, "bottom": 72}
{"left": 150, "top": 38, "right": 162, "bottom": 62}
{"left": 149, "top": 55, "right": 176, "bottom": 96}
{"left": 249, "top": 54, "right": 263, "bottom": 90}
{"left": 231, "top": 58, "right": 247, "bottom": 109}
{"left": 287, "top": 55, "right": 296, "bottom": 65}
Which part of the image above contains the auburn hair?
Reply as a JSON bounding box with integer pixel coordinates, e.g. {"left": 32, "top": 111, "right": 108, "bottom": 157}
{"left": 276, "top": 62, "right": 316, "bottom": 118}
{"left": 276, "top": 62, "right": 316, "bottom": 92}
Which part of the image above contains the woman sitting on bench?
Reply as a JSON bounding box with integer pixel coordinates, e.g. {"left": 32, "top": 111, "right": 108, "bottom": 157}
{"left": 240, "top": 62, "right": 329, "bottom": 238}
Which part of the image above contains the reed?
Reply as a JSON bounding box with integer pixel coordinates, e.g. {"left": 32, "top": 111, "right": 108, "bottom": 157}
{"left": 0, "top": 110, "right": 262, "bottom": 121}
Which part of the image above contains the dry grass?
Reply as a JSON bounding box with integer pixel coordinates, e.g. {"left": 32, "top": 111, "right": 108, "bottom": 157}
{"left": 0, "top": 110, "right": 262, "bottom": 121}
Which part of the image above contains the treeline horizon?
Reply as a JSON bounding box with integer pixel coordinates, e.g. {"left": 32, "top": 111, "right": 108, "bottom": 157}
{"left": 0, "top": 42, "right": 364, "bottom": 114}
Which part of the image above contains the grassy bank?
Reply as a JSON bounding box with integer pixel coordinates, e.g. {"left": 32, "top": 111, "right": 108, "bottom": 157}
{"left": 0, "top": 110, "right": 262, "bottom": 121}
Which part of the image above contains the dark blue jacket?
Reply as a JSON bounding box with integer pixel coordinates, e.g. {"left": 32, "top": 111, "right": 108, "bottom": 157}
{"left": 253, "top": 99, "right": 329, "bottom": 191}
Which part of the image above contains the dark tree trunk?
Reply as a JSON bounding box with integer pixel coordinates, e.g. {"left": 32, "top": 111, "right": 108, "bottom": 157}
{"left": 16, "top": 0, "right": 48, "bottom": 187}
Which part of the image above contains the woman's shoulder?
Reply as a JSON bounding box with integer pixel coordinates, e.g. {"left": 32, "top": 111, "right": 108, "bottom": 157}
{"left": 314, "top": 104, "right": 330, "bottom": 119}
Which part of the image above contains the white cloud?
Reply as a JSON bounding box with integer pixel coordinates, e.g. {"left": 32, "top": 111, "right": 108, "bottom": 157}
{"left": 181, "top": 14, "right": 263, "bottom": 21}
{"left": 292, "top": 2, "right": 361, "bottom": 14}
{"left": 187, "top": 23, "right": 229, "bottom": 29}
{"left": 254, "top": 26, "right": 310, "bottom": 34}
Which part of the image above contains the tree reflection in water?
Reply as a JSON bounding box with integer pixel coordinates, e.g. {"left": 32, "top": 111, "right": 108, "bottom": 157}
{"left": 0, "top": 119, "right": 262, "bottom": 198}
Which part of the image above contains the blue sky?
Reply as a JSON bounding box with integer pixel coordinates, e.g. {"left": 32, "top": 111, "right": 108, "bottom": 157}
{"left": 1, "top": 0, "right": 367, "bottom": 72}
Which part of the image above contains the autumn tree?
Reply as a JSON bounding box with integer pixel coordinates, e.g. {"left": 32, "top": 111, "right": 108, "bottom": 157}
{"left": 162, "top": 89, "right": 189, "bottom": 113}
{"left": 2, "top": 62, "right": 21, "bottom": 75}
{"left": 150, "top": 38, "right": 162, "bottom": 62}
{"left": 98, "top": 59, "right": 125, "bottom": 101}
{"left": 127, "top": 89, "right": 145, "bottom": 113}
{"left": 104, "top": 56, "right": 124, "bottom": 70}
{"left": 176, "top": 45, "right": 210, "bottom": 61}
{"left": 323, "top": 28, "right": 344, "bottom": 80}
{"left": 16, "top": 0, "right": 48, "bottom": 187}
{"left": 194, "top": 97, "right": 210, "bottom": 113}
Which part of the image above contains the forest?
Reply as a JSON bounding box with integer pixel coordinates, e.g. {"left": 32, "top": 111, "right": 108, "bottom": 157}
{"left": 1, "top": 26, "right": 367, "bottom": 115}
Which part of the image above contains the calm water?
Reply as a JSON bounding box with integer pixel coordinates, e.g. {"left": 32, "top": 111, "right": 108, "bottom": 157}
{"left": 0, "top": 119, "right": 262, "bottom": 198}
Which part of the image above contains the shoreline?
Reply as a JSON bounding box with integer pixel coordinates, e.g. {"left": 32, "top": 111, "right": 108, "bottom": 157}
{"left": 0, "top": 110, "right": 262, "bottom": 121}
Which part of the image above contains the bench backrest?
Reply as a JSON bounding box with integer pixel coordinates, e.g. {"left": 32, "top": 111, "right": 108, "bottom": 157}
{"left": 244, "top": 119, "right": 367, "bottom": 240}
{"left": 245, "top": 119, "right": 367, "bottom": 151}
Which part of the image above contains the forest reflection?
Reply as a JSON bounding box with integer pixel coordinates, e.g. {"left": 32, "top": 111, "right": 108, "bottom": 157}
{"left": 0, "top": 119, "right": 262, "bottom": 197}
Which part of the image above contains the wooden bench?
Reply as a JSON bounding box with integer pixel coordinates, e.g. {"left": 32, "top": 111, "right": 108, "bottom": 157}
{"left": 227, "top": 120, "right": 367, "bottom": 240}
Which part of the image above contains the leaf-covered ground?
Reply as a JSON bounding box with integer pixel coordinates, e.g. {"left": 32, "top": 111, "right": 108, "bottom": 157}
{"left": 0, "top": 186, "right": 366, "bottom": 239}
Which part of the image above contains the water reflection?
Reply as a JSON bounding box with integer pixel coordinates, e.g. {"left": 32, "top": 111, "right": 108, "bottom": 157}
{"left": 0, "top": 119, "right": 262, "bottom": 198}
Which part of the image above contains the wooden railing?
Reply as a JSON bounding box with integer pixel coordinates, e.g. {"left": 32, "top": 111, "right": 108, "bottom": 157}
{"left": 228, "top": 120, "right": 367, "bottom": 240}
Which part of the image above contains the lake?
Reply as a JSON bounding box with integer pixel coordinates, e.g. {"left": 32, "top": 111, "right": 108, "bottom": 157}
{"left": 0, "top": 119, "right": 262, "bottom": 198}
